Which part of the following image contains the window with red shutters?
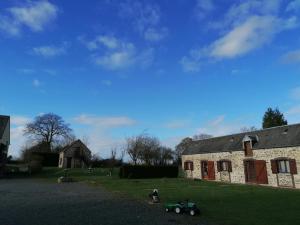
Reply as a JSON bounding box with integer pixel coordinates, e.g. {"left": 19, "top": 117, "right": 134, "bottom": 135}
{"left": 290, "top": 159, "right": 298, "bottom": 174}
{"left": 271, "top": 159, "right": 278, "bottom": 174}
{"left": 217, "top": 160, "right": 232, "bottom": 172}
{"left": 271, "top": 158, "right": 297, "bottom": 174}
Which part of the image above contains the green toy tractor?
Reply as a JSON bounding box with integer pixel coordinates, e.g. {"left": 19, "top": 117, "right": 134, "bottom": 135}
{"left": 164, "top": 200, "right": 200, "bottom": 216}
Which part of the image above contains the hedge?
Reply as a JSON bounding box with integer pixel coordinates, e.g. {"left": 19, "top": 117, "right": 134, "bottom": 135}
{"left": 119, "top": 165, "right": 178, "bottom": 179}
{"left": 31, "top": 152, "right": 59, "bottom": 167}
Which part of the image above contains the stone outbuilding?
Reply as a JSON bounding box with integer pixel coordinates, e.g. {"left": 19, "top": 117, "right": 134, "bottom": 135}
{"left": 58, "top": 140, "right": 91, "bottom": 168}
{"left": 182, "top": 124, "right": 300, "bottom": 189}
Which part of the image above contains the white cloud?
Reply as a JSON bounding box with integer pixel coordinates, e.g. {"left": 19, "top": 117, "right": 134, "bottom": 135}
{"left": 32, "top": 45, "right": 67, "bottom": 57}
{"left": 181, "top": 13, "right": 298, "bottom": 71}
{"left": 0, "top": 1, "right": 58, "bottom": 36}
{"left": 94, "top": 42, "right": 136, "bottom": 70}
{"left": 286, "top": 105, "right": 300, "bottom": 115}
{"left": 224, "top": 0, "right": 281, "bottom": 27}
{"left": 180, "top": 56, "right": 202, "bottom": 72}
{"left": 281, "top": 49, "right": 300, "bottom": 64}
{"left": 32, "top": 79, "right": 41, "bottom": 87}
{"left": 196, "top": 115, "right": 243, "bottom": 137}
{"left": 73, "top": 114, "right": 137, "bottom": 158}
{"left": 79, "top": 35, "right": 119, "bottom": 50}
{"left": 286, "top": 0, "right": 300, "bottom": 12}
{"left": 118, "top": 1, "right": 167, "bottom": 42}
{"left": 17, "top": 68, "right": 35, "bottom": 74}
{"left": 164, "top": 120, "right": 190, "bottom": 129}
{"left": 194, "top": 0, "right": 215, "bottom": 20}
{"left": 74, "top": 114, "right": 136, "bottom": 128}
{"left": 290, "top": 87, "right": 300, "bottom": 100}
{"left": 9, "top": 115, "right": 31, "bottom": 157}
{"left": 181, "top": 0, "right": 299, "bottom": 72}
{"left": 101, "top": 80, "right": 112, "bottom": 86}
{"left": 144, "top": 27, "right": 168, "bottom": 42}
{"left": 210, "top": 16, "right": 278, "bottom": 58}
{"left": 11, "top": 116, "right": 31, "bottom": 127}
{"left": 85, "top": 35, "right": 154, "bottom": 70}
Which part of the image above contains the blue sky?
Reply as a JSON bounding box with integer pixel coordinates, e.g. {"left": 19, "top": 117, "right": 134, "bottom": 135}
{"left": 1, "top": 0, "right": 300, "bottom": 157}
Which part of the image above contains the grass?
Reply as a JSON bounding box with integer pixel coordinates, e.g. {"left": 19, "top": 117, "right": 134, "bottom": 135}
{"left": 36, "top": 167, "right": 300, "bottom": 225}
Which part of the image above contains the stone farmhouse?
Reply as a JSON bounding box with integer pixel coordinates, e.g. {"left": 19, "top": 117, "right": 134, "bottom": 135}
{"left": 0, "top": 115, "right": 10, "bottom": 176}
{"left": 182, "top": 124, "right": 300, "bottom": 189}
{"left": 58, "top": 140, "right": 91, "bottom": 168}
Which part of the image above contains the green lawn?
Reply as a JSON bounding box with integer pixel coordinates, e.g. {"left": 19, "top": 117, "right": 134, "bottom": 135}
{"left": 37, "top": 168, "right": 300, "bottom": 225}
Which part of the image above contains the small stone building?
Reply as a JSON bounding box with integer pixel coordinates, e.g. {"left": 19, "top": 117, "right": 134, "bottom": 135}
{"left": 58, "top": 140, "right": 91, "bottom": 168}
{"left": 0, "top": 115, "right": 10, "bottom": 176}
{"left": 182, "top": 124, "right": 300, "bottom": 189}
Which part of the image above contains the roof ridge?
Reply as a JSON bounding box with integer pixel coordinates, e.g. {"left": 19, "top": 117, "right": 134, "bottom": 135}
{"left": 193, "top": 123, "right": 300, "bottom": 142}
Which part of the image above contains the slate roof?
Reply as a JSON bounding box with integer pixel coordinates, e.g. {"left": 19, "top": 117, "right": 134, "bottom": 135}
{"left": 60, "top": 139, "right": 91, "bottom": 154}
{"left": 0, "top": 115, "right": 9, "bottom": 140}
{"left": 182, "top": 123, "right": 300, "bottom": 155}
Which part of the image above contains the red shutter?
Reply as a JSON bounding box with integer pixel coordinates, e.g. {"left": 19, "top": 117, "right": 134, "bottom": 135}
{"left": 190, "top": 162, "right": 194, "bottom": 171}
{"left": 217, "top": 161, "right": 221, "bottom": 172}
{"left": 271, "top": 160, "right": 278, "bottom": 174}
{"left": 290, "top": 159, "right": 297, "bottom": 174}
{"left": 208, "top": 161, "right": 215, "bottom": 180}
{"left": 228, "top": 161, "right": 232, "bottom": 172}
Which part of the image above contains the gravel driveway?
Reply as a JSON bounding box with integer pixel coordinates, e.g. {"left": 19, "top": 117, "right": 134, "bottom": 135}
{"left": 0, "top": 179, "right": 205, "bottom": 225}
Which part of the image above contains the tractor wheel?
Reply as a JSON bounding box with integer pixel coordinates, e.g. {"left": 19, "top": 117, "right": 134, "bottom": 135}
{"left": 175, "top": 207, "right": 181, "bottom": 214}
{"left": 190, "top": 209, "right": 195, "bottom": 216}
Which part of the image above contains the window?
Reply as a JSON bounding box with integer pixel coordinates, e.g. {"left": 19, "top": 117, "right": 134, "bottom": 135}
{"left": 202, "top": 161, "right": 208, "bottom": 176}
{"left": 271, "top": 158, "right": 297, "bottom": 174}
{"left": 217, "top": 160, "right": 232, "bottom": 172}
{"left": 184, "top": 161, "right": 194, "bottom": 171}
{"left": 244, "top": 141, "right": 253, "bottom": 156}
{"left": 278, "top": 160, "right": 290, "bottom": 173}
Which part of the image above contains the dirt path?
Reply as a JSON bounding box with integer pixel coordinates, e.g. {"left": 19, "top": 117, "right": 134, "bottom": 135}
{"left": 0, "top": 179, "right": 206, "bottom": 225}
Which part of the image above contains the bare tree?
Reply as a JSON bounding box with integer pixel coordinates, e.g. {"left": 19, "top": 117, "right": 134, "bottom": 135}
{"left": 125, "top": 134, "right": 174, "bottom": 166}
{"left": 24, "top": 113, "right": 73, "bottom": 150}
{"left": 159, "top": 146, "right": 174, "bottom": 165}
{"left": 240, "top": 126, "right": 257, "bottom": 132}
{"left": 139, "top": 136, "right": 160, "bottom": 165}
{"left": 81, "top": 135, "right": 90, "bottom": 147}
{"left": 193, "top": 133, "right": 213, "bottom": 140}
{"left": 125, "top": 135, "right": 143, "bottom": 165}
{"left": 109, "top": 147, "right": 117, "bottom": 176}
{"left": 175, "top": 137, "right": 193, "bottom": 165}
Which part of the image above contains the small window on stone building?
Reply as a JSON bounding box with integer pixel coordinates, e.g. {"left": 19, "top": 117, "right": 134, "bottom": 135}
{"left": 278, "top": 160, "right": 290, "bottom": 173}
{"left": 184, "top": 161, "right": 194, "bottom": 171}
{"left": 244, "top": 141, "right": 253, "bottom": 156}
{"left": 271, "top": 158, "right": 297, "bottom": 174}
{"left": 217, "top": 160, "right": 232, "bottom": 172}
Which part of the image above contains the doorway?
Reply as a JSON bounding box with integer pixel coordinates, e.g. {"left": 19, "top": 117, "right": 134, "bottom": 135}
{"left": 66, "top": 157, "right": 72, "bottom": 168}
{"left": 244, "top": 160, "right": 268, "bottom": 184}
{"left": 201, "top": 160, "right": 215, "bottom": 180}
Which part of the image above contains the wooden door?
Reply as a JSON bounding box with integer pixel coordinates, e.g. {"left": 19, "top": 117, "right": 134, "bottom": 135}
{"left": 255, "top": 160, "right": 268, "bottom": 184}
{"left": 201, "top": 161, "right": 209, "bottom": 179}
{"left": 66, "top": 157, "right": 72, "bottom": 168}
{"left": 208, "top": 161, "right": 215, "bottom": 180}
{"left": 244, "top": 160, "right": 256, "bottom": 183}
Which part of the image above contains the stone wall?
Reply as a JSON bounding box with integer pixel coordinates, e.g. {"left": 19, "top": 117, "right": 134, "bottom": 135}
{"left": 182, "top": 147, "right": 300, "bottom": 189}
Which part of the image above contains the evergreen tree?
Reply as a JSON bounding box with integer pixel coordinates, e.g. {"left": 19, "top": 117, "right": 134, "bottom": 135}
{"left": 262, "top": 107, "right": 287, "bottom": 129}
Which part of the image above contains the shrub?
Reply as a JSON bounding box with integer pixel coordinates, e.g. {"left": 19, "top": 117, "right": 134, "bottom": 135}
{"left": 29, "top": 160, "right": 43, "bottom": 174}
{"left": 31, "top": 152, "right": 59, "bottom": 167}
{"left": 119, "top": 165, "right": 178, "bottom": 179}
